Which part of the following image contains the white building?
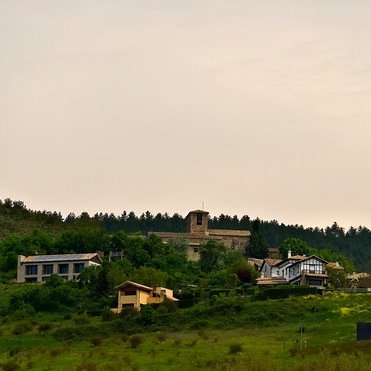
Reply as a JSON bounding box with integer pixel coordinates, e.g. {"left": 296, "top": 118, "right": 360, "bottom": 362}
{"left": 258, "top": 252, "right": 328, "bottom": 288}
{"left": 17, "top": 253, "right": 102, "bottom": 283}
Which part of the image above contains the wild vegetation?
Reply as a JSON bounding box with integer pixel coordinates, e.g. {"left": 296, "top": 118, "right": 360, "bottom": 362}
{"left": 0, "top": 287, "right": 371, "bottom": 370}
{"left": 1, "top": 198, "right": 371, "bottom": 369}
{"left": 0, "top": 198, "right": 368, "bottom": 270}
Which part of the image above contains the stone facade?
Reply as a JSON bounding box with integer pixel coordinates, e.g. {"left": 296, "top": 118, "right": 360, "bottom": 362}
{"left": 152, "top": 210, "right": 250, "bottom": 261}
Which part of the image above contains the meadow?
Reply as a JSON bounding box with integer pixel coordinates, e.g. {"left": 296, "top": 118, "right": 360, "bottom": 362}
{"left": 1, "top": 290, "right": 371, "bottom": 370}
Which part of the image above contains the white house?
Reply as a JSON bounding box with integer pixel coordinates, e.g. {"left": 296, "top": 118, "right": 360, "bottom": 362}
{"left": 257, "top": 252, "right": 328, "bottom": 288}
{"left": 17, "top": 253, "right": 102, "bottom": 283}
{"left": 260, "top": 259, "right": 282, "bottom": 278}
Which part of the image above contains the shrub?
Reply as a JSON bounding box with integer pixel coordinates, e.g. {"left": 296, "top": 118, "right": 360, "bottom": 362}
{"left": 259, "top": 286, "right": 317, "bottom": 300}
{"left": 120, "top": 306, "right": 139, "bottom": 319}
{"left": 53, "top": 326, "right": 76, "bottom": 341}
{"left": 73, "top": 312, "right": 90, "bottom": 325}
{"left": 75, "top": 361, "right": 97, "bottom": 371}
{"left": 137, "top": 305, "right": 156, "bottom": 325}
{"left": 174, "top": 338, "right": 182, "bottom": 346}
{"left": 156, "top": 332, "right": 167, "bottom": 342}
{"left": 0, "top": 360, "right": 20, "bottom": 371}
{"left": 188, "top": 339, "right": 198, "bottom": 347}
{"left": 129, "top": 335, "right": 144, "bottom": 349}
{"left": 229, "top": 343, "right": 243, "bottom": 354}
{"left": 190, "top": 320, "right": 209, "bottom": 330}
{"left": 157, "top": 299, "right": 178, "bottom": 314}
{"left": 38, "top": 323, "right": 52, "bottom": 333}
{"left": 197, "top": 329, "right": 210, "bottom": 340}
{"left": 101, "top": 307, "right": 117, "bottom": 322}
{"left": 12, "top": 322, "right": 32, "bottom": 335}
{"left": 8, "top": 347, "right": 21, "bottom": 357}
{"left": 91, "top": 335, "right": 103, "bottom": 347}
{"left": 49, "top": 348, "right": 64, "bottom": 358}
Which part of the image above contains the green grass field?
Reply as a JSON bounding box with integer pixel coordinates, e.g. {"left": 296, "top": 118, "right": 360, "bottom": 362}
{"left": 1, "top": 292, "right": 371, "bottom": 370}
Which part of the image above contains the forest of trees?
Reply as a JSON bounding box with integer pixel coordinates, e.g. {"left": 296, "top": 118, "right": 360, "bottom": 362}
{"left": 1, "top": 198, "right": 371, "bottom": 270}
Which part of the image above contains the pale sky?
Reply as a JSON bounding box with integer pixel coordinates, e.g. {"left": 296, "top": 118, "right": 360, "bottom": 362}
{"left": 2, "top": 1, "right": 371, "bottom": 229}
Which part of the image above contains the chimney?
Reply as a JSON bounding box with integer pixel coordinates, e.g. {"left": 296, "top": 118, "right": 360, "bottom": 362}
{"left": 288, "top": 250, "right": 292, "bottom": 258}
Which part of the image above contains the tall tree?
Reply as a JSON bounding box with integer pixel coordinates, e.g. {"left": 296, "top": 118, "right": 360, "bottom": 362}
{"left": 279, "top": 237, "right": 311, "bottom": 258}
{"left": 248, "top": 219, "right": 268, "bottom": 258}
{"left": 199, "top": 240, "right": 226, "bottom": 272}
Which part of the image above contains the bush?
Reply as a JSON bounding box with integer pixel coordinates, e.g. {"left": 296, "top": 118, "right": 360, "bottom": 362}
{"left": 101, "top": 307, "right": 117, "bottom": 322}
{"left": 120, "top": 306, "right": 139, "bottom": 318}
{"left": 53, "top": 324, "right": 108, "bottom": 342}
{"left": 75, "top": 361, "right": 97, "bottom": 371}
{"left": 129, "top": 335, "right": 144, "bottom": 349}
{"left": 208, "top": 289, "right": 232, "bottom": 298}
{"left": 137, "top": 305, "right": 156, "bottom": 325}
{"left": 229, "top": 343, "right": 243, "bottom": 354}
{"left": 156, "top": 332, "right": 167, "bottom": 342}
{"left": 38, "top": 323, "right": 52, "bottom": 333}
{"left": 157, "top": 299, "right": 178, "bottom": 314}
{"left": 197, "top": 329, "right": 210, "bottom": 340}
{"left": 259, "top": 286, "right": 317, "bottom": 299}
{"left": 12, "top": 322, "right": 32, "bottom": 335}
{"left": 73, "top": 312, "right": 90, "bottom": 325}
{"left": 0, "top": 360, "right": 20, "bottom": 371}
{"left": 190, "top": 320, "right": 209, "bottom": 330}
{"left": 8, "top": 347, "right": 21, "bottom": 357}
{"left": 91, "top": 335, "right": 103, "bottom": 347}
{"left": 174, "top": 338, "right": 182, "bottom": 346}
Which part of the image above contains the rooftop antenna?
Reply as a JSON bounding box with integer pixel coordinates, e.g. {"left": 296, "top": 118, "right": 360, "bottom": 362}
{"left": 202, "top": 201, "right": 204, "bottom": 211}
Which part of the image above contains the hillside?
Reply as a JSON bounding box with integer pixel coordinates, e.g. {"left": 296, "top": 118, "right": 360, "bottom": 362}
{"left": 0, "top": 284, "right": 371, "bottom": 370}
{"left": 1, "top": 198, "right": 371, "bottom": 270}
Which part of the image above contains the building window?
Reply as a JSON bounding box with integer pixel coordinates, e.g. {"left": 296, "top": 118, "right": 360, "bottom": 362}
{"left": 73, "top": 263, "right": 85, "bottom": 273}
{"left": 308, "top": 279, "right": 322, "bottom": 286}
{"left": 124, "top": 290, "right": 137, "bottom": 296}
{"left": 42, "top": 264, "right": 53, "bottom": 275}
{"left": 42, "top": 276, "right": 50, "bottom": 281}
{"left": 58, "top": 264, "right": 69, "bottom": 274}
{"left": 196, "top": 213, "right": 203, "bottom": 225}
{"left": 193, "top": 247, "right": 198, "bottom": 253}
{"left": 25, "top": 265, "right": 38, "bottom": 276}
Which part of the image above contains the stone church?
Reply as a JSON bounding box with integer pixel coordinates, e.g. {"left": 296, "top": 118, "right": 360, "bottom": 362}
{"left": 151, "top": 210, "right": 250, "bottom": 261}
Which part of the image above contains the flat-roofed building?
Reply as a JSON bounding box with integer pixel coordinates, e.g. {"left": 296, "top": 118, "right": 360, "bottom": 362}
{"left": 17, "top": 253, "right": 102, "bottom": 283}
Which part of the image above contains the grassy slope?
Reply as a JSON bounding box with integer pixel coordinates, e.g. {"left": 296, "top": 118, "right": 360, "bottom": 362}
{"left": 1, "top": 291, "right": 371, "bottom": 370}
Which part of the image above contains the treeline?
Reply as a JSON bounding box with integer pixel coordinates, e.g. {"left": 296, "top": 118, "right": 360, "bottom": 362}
{"left": 2, "top": 198, "right": 371, "bottom": 270}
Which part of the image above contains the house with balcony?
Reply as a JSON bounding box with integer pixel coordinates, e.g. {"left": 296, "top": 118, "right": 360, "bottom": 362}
{"left": 17, "top": 253, "right": 102, "bottom": 283}
{"left": 257, "top": 252, "right": 328, "bottom": 288}
{"left": 113, "top": 280, "right": 178, "bottom": 312}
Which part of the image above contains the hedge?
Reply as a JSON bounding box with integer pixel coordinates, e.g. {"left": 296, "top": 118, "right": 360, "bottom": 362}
{"left": 259, "top": 285, "right": 318, "bottom": 299}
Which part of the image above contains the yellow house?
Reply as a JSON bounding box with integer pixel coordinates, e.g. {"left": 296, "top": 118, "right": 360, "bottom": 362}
{"left": 113, "top": 281, "right": 178, "bottom": 312}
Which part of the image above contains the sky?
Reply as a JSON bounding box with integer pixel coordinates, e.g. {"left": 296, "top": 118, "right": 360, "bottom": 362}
{"left": 1, "top": 1, "right": 371, "bottom": 229}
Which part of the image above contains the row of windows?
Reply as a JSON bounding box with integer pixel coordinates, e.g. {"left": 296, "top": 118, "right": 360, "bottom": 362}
{"left": 25, "top": 275, "right": 79, "bottom": 283}
{"left": 25, "top": 263, "right": 85, "bottom": 276}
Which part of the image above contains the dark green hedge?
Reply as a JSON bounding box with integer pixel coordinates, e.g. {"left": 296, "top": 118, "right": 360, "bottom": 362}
{"left": 259, "top": 285, "right": 317, "bottom": 299}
